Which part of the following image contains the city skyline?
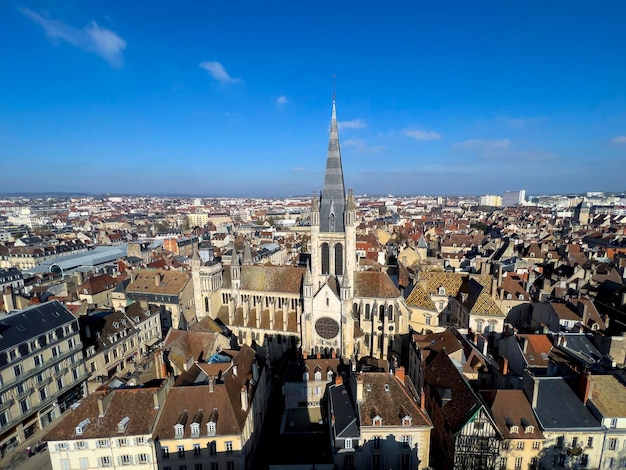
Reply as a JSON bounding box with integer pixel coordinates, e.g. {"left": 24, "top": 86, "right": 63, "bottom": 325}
{"left": 1, "top": 2, "right": 625, "bottom": 197}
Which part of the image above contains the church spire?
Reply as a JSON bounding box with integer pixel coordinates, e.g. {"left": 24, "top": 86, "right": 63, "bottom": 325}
{"left": 319, "top": 91, "right": 346, "bottom": 233}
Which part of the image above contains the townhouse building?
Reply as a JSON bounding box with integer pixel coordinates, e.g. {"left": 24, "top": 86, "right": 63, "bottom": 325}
{"left": 46, "top": 382, "right": 169, "bottom": 470}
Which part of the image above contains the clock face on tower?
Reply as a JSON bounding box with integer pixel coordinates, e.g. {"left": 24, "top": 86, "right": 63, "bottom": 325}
{"left": 315, "top": 317, "right": 340, "bottom": 339}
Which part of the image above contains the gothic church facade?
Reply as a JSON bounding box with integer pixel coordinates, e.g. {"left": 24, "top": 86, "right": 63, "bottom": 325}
{"left": 192, "top": 98, "right": 410, "bottom": 361}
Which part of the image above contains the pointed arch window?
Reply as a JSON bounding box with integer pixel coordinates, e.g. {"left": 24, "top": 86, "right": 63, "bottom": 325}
{"left": 365, "top": 304, "right": 371, "bottom": 320}
{"left": 334, "top": 243, "right": 343, "bottom": 276}
{"left": 379, "top": 305, "right": 385, "bottom": 322}
{"left": 204, "top": 297, "right": 209, "bottom": 313}
{"left": 321, "top": 243, "right": 330, "bottom": 275}
{"left": 388, "top": 305, "right": 394, "bottom": 322}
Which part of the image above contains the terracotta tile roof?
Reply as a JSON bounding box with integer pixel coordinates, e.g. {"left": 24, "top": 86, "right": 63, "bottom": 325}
{"left": 588, "top": 375, "right": 626, "bottom": 418}
{"left": 550, "top": 302, "right": 581, "bottom": 322}
{"left": 163, "top": 330, "right": 221, "bottom": 370}
{"left": 154, "top": 345, "right": 259, "bottom": 439}
{"left": 501, "top": 276, "right": 531, "bottom": 301}
{"left": 354, "top": 271, "right": 401, "bottom": 299}
{"left": 127, "top": 269, "right": 191, "bottom": 295}
{"left": 223, "top": 265, "right": 305, "bottom": 294}
{"left": 79, "top": 274, "right": 120, "bottom": 295}
{"left": 45, "top": 388, "right": 159, "bottom": 441}
{"left": 423, "top": 351, "right": 482, "bottom": 433}
{"left": 518, "top": 334, "right": 552, "bottom": 368}
{"left": 360, "top": 372, "right": 431, "bottom": 427}
{"left": 413, "top": 330, "right": 463, "bottom": 355}
{"left": 480, "top": 390, "right": 544, "bottom": 440}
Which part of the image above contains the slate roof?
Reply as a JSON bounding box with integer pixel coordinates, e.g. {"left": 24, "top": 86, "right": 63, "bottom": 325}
{"left": 0, "top": 300, "right": 77, "bottom": 354}
{"left": 533, "top": 377, "right": 601, "bottom": 430}
{"left": 223, "top": 265, "right": 305, "bottom": 294}
{"left": 329, "top": 383, "right": 359, "bottom": 438}
{"left": 360, "top": 372, "right": 431, "bottom": 427}
{"left": 45, "top": 388, "right": 160, "bottom": 441}
{"left": 353, "top": 271, "right": 401, "bottom": 298}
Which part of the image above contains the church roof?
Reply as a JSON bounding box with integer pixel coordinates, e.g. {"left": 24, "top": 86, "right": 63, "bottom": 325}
{"left": 223, "top": 265, "right": 305, "bottom": 294}
{"left": 354, "top": 271, "right": 401, "bottom": 298}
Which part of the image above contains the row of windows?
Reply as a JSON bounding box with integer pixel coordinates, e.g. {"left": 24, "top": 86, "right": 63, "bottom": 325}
{"left": 57, "top": 454, "right": 150, "bottom": 469}
{"left": 163, "top": 462, "right": 235, "bottom": 470}
{"left": 162, "top": 441, "right": 233, "bottom": 457}
{"left": 354, "top": 303, "right": 395, "bottom": 322}
{"left": 6, "top": 326, "right": 75, "bottom": 364}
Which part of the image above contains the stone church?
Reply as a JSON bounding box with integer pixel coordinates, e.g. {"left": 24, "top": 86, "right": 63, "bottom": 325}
{"left": 192, "top": 97, "right": 410, "bottom": 361}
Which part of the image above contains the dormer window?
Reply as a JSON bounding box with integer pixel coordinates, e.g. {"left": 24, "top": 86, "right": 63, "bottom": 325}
{"left": 76, "top": 418, "right": 90, "bottom": 435}
{"left": 190, "top": 423, "right": 200, "bottom": 438}
{"left": 207, "top": 422, "right": 216, "bottom": 436}
{"left": 438, "top": 286, "right": 446, "bottom": 296}
{"left": 327, "top": 370, "right": 334, "bottom": 381}
{"left": 314, "top": 371, "right": 322, "bottom": 381}
{"left": 303, "top": 372, "right": 309, "bottom": 382}
{"left": 518, "top": 294, "right": 524, "bottom": 300}
{"left": 373, "top": 416, "right": 382, "bottom": 426}
{"left": 510, "top": 425, "right": 519, "bottom": 434}
{"left": 525, "top": 425, "right": 534, "bottom": 434}
{"left": 402, "top": 416, "right": 412, "bottom": 426}
{"left": 117, "top": 416, "right": 129, "bottom": 434}
{"left": 174, "top": 424, "right": 184, "bottom": 438}
{"left": 506, "top": 293, "right": 512, "bottom": 300}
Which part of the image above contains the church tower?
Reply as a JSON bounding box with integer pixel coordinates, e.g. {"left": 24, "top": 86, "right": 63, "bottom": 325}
{"left": 310, "top": 96, "right": 356, "bottom": 288}
{"left": 304, "top": 94, "right": 357, "bottom": 359}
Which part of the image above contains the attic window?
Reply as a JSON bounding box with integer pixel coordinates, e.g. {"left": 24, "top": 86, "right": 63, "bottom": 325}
{"left": 207, "top": 421, "right": 216, "bottom": 436}
{"left": 402, "top": 416, "right": 412, "bottom": 426}
{"left": 510, "top": 425, "right": 519, "bottom": 434}
{"left": 190, "top": 423, "right": 200, "bottom": 438}
{"left": 525, "top": 425, "right": 534, "bottom": 434}
{"left": 174, "top": 424, "right": 184, "bottom": 438}
{"left": 366, "top": 384, "right": 371, "bottom": 392}
{"left": 373, "top": 416, "right": 382, "bottom": 426}
{"left": 438, "top": 287, "right": 446, "bottom": 296}
{"left": 76, "top": 418, "right": 90, "bottom": 435}
{"left": 113, "top": 322, "right": 119, "bottom": 329}
{"left": 117, "top": 416, "right": 129, "bottom": 433}
{"left": 506, "top": 294, "right": 512, "bottom": 300}
{"left": 518, "top": 294, "right": 524, "bottom": 300}
{"left": 384, "top": 384, "right": 390, "bottom": 392}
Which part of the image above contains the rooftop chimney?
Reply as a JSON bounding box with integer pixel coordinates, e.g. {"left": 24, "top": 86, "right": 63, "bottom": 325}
{"left": 356, "top": 374, "right": 363, "bottom": 403}
{"left": 2, "top": 287, "right": 14, "bottom": 312}
{"left": 240, "top": 386, "right": 248, "bottom": 412}
{"left": 395, "top": 366, "right": 405, "bottom": 383}
{"left": 209, "top": 377, "right": 214, "bottom": 393}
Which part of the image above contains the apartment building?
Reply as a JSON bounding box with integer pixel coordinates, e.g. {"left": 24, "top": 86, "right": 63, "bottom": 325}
{"left": 0, "top": 301, "right": 87, "bottom": 452}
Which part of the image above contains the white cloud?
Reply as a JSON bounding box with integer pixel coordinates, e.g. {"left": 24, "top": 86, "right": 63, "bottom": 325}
{"left": 338, "top": 119, "right": 367, "bottom": 130}
{"left": 199, "top": 61, "right": 241, "bottom": 84}
{"left": 611, "top": 135, "right": 626, "bottom": 144}
{"left": 276, "top": 95, "right": 289, "bottom": 105}
{"left": 404, "top": 129, "right": 441, "bottom": 140}
{"left": 342, "top": 138, "right": 385, "bottom": 154}
{"left": 453, "top": 138, "right": 511, "bottom": 153}
{"left": 20, "top": 8, "right": 126, "bottom": 67}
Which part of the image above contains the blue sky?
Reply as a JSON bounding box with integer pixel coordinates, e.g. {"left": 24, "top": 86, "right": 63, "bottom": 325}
{"left": 1, "top": 1, "right": 625, "bottom": 197}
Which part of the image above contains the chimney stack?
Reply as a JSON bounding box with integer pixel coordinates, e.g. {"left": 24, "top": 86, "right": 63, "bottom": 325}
{"left": 395, "top": 366, "right": 405, "bottom": 383}
{"left": 155, "top": 274, "right": 161, "bottom": 287}
{"left": 356, "top": 374, "right": 363, "bottom": 403}
{"left": 2, "top": 287, "right": 15, "bottom": 312}
{"left": 240, "top": 386, "right": 248, "bottom": 412}
{"left": 209, "top": 377, "right": 214, "bottom": 393}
